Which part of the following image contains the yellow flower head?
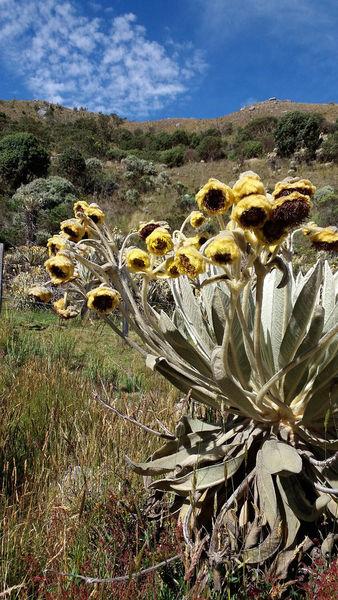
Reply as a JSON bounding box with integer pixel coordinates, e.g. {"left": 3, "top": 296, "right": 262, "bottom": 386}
{"left": 303, "top": 224, "right": 338, "bottom": 252}
{"left": 60, "top": 218, "right": 86, "bottom": 243}
{"left": 175, "top": 246, "right": 205, "bottom": 278}
{"left": 232, "top": 195, "right": 272, "bottom": 229}
{"left": 183, "top": 232, "right": 210, "bottom": 250}
{"left": 28, "top": 285, "right": 52, "bottom": 303}
{"left": 138, "top": 220, "right": 169, "bottom": 240}
{"left": 47, "top": 234, "right": 68, "bottom": 257}
{"left": 126, "top": 248, "right": 151, "bottom": 272}
{"left": 205, "top": 236, "right": 241, "bottom": 266}
{"left": 53, "top": 297, "right": 79, "bottom": 319}
{"left": 271, "top": 192, "right": 312, "bottom": 227}
{"left": 146, "top": 227, "right": 173, "bottom": 256}
{"left": 189, "top": 211, "right": 206, "bottom": 228}
{"left": 164, "top": 257, "right": 181, "bottom": 278}
{"left": 73, "top": 200, "right": 89, "bottom": 216}
{"left": 196, "top": 178, "right": 235, "bottom": 215}
{"left": 44, "top": 253, "right": 75, "bottom": 285}
{"left": 84, "top": 203, "right": 105, "bottom": 225}
{"left": 233, "top": 173, "right": 265, "bottom": 202}
{"left": 273, "top": 178, "right": 316, "bottom": 201}
{"left": 87, "top": 287, "right": 121, "bottom": 314}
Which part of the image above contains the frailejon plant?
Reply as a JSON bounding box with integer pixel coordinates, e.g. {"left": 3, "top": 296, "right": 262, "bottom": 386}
{"left": 30, "top": 172, "right": 338, "bottom": 586}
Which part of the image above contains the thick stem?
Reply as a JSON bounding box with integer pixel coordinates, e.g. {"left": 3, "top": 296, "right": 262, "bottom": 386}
{"left": 253, "top": 261, "right": 267, "bottom": 386}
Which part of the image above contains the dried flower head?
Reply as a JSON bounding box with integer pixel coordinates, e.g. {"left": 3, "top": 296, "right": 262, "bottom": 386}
{"left": 146, "top": 227, "right": 173, "bottom": 256}
{"left": 233, "top": 172, "right": 265, "bottom": 202}
{"left": 196, "top": 178, "right": 235, "bottom": 215}
{"left": 87, "top": 287, "right": 121, "bottom": 314}
{"left": 60, "top": 218, "right": 86, "bottom": 243}
{"left": 53, "top": 297, "right": 79, "bottom": 319}
{"left": 84, "top": 203, "right": 105, "bottom": 224}
{"left": 44, "top": 253, "right": 75, "bottom": 285}
{"left": 303, "top": 224, "right": 338, "bottom": 252}
{"left": 273, "top": 178, "right": 316, "bottom": 201}
{"left": 126, "top": 248, "right": 151, "bottom": 272}
{"left": 164, "top": 257, "right": 181, "bottom": 278}
{"left": 189, "top": 211, "right": 206, "bottom": 228}
{"left": 28, "top": 285, "right": 52, "bottom": 303}
{"left": 47, "top": 234, "right": 68, "bottom": 257}
{"left": 232, "top": 195, "right": 271, "bottom": 229}
{"left": 175, "top": 246, "right": 205, "bottom": 278}
{"left": 272, "top": 193, "right": 312, "bottom": 227}
{"left": 205, "top": 235, "right": 240, "bottom": 266}
{"left": 73, "top": 200, "right": 89, "bottom": 215}
{"left": 138, "top": 220, "right": 169, "bottom": 240}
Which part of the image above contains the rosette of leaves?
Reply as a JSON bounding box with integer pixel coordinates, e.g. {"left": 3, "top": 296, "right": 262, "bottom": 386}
{"left": 126, "top": 260, "right": 338, "bottom": 579}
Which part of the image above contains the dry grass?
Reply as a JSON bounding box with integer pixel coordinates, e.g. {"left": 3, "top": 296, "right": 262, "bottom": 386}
{"left": 0, "top": 306, "right": 183, "bottom": 599}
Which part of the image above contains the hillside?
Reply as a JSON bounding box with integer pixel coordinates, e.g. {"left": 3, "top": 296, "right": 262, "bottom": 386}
{"left": 1, "top": 97, "right": 338, "bottom": 132}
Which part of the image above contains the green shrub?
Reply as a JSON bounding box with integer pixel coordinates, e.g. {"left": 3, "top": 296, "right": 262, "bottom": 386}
{"left": 0, "top": 132, "right": 49, "bottom": 189}
{"left": 160, "top": 145, "right": 185, "bottom": 167}
{"left": 274, "top": 111, "right": 324, "bottom": 157}
{"left": 241, "top": 140, "right": 263, "bottom": 158}
{"left": 12, "top": 176, "right": 76, "bottom": 243}
{"left": 121, "top": 155, "right": 158, "bottom": 176}
{"left": 319, "top": 132, "right": 338, "bottom": 162}
{"left": 312, "top": 185, "right": 338, "bottom": 225}
{"left": 196, "top": 135, "right": 226, "bottom": 161}
{"left": 57, "top": 147, "right": 86, "bottom": 185}
{"left": 107, "top": 146, "right": 128, "bottom": 161}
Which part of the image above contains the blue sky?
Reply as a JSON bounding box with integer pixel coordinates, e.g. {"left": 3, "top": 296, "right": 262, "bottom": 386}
{"left": 0, "top": 0, "right": 338, "bottom": 120}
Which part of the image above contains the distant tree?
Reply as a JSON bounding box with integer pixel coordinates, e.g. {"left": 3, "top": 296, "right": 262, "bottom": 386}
{"left": 274, "top": 111, "right": 324, "bottom": 157}
{"left": 57, "top": 147, "right": 86, "bottom": 185}
{"left": 196, "top": 135, "right": 226, "bottom": 161}
{"left": 319, "top": 131, "right": 338, "bottom": 162}
{"left": 0, "top": 132, "right": 49, "bottom": 189}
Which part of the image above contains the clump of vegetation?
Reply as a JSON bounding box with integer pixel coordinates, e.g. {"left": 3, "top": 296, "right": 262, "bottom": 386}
{"left": 274, "top": 111, "right": 324, "bottom": 158}
{"left": 0, "top": 132, "right": 50, "bottom": 189}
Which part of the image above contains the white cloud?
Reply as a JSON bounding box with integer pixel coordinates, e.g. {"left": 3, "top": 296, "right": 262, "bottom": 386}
{"left": 0, "top": 1, "right": 206, "bottom": 116}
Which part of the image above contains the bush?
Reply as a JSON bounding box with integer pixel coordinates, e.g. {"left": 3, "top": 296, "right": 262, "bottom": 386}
{"left": 107, "top": 146, "right": 128, "bottom": 161}
{"left": 0, "top": 132, "right": 50, "bottom": 189}
{"left": 160, "top": 146, "right": 185, "bottom": 167}
{"left": 274, "top": 111, "right": 324, "bottom": 157}
{"left": 121, "top": 155, "right": 158, "bottom": 176}
{"left": 319, "top": 132, "right": 338, "bottom": 162}
{"left": 241, "top": 140, "right": 263, "bottom": 158}
{"left": 196, "top": 135, "right": 226, "bottom": 161}
{"left": 312, "top": 185, "right": 338, "bottom": 225}
{"left": 125, "top": 188, "right": 140, "bottom": 204}
{"left": 12, "top": 176, "right": 77, "bottom": 243}
{"left": 57, "top": 147, "right": 86, "bottom": 185}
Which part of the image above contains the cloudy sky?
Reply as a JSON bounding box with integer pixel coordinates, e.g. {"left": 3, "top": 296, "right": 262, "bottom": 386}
{"left": 0, "top": 0, "right": 337, "bottom": 119}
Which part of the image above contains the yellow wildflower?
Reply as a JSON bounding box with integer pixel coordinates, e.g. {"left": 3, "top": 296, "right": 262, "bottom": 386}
{"left": 164, "top": 257, "right": 181, "bottom": 278}
{"left": 205, "top": 236, "right": 240, "bottom": 266}
{"left": 87, "top": 287, "right": 121, "bottom": 314}
{"left": 60, "top": 218, "right": 86, "bottom": 242}
{"left": 176, "top": 246, "right": 205, "bottom": 278}
{"left": 73, "top": 200, "right": 89, "bottom": 215}
{"left": 47, "top": 234, "right": 68, "bottom": 257}
{"left": 44, "top": 253, "right": 75, "bottom": 284}
{"left": 273, "top": 178, "right": 316, "bottom": 200}
{"left": 53, "top": 297, "right": 79, "bottom": 319}
{"left": 146, "top": 227, "right": 173, "bottom": 256}
{"left": 303, "top": 224, "right": 338, "bottom": 252}
{"left": 183, "top": 232, "right": 209, "bottom": 249}
{"left": 196, "top": 178, "right": 235, "bottom": 215}
{"left": 189, "top": 211, "right": 206, "bottom": 228}
{"left": 272, "top": 192, "right": 312, "bottom": 227}
{"left": 232, "top": 195, "right": 271, "bottom": 229}
{"left": 84, "top": 203, "right": 105, "bottom": 224}
{"left": 233, "top": 173, "right": 265, "bottom": 202}
{"left": 138, "top": 220, "right": 169, "bottom": 240}
{"left": 28, "top": 285, "right": 52, "bottom": 303}
{"left": 126, "top": 248, "right": 151, "bottom": 272}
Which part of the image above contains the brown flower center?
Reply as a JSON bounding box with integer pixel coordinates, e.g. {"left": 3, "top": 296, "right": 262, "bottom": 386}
{"left": 312, "top": 240, "right": 338, "bottom": 252}
{"left": 203, "top": 189, "right": 226, "bottom": 212}
{"left": 63, "top": 226, "right": 78, "bottom": 240}
{"left": 273, "top": 198, "right": 310, "bottom": 226}
{"left": 51, "top": 266, "right": 67, "bottom": 279}
{"left": 262, "top": 220, "right": 286, "bottom": 243}
{"left": 178, "top": 254, "right": 196, "bottom": 274}
{"left": 154, "top": 239, "right": 167, "bottom": 250}
{"left": 240, "top": 207, "right": 266, "bottom": 227}
{"left": 213, "top": 252, "right": 231, "bottom": 264}
{"left": 93, "top": 295, "right": 114, "bottom": 311}
{"left": 133, "top": 258, "right": 146, "bottom": 268}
